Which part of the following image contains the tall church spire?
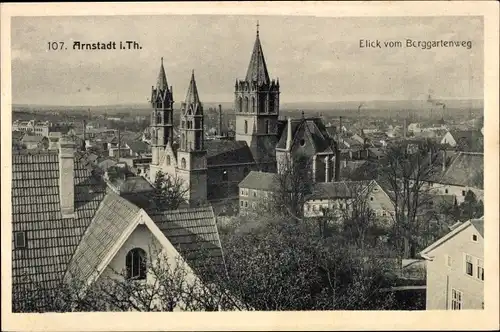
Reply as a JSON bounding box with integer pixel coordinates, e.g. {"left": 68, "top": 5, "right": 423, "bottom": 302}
{"left": 245, "top": 22, "right": 270, "bottom": 85}
{"left": 185, "top": 70, "right": 200, "bottom": 105}
{"left": 156, "top": 57, "right": 169, "bottom": 91}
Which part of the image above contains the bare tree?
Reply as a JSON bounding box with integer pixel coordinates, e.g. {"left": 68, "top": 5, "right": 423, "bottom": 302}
{"left": 272, "top": 153, "right": 313, "bottom": 220}
{"left": 379, "top": 144, "right": 440, "bottom": 259}
{"left": 152, "top": 170, "right": 189, "bottom": 211}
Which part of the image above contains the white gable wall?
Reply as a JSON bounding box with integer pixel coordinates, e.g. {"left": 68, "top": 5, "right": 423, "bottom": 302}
{"left": 425, "top": 224, "right": 484, "bottom": 310}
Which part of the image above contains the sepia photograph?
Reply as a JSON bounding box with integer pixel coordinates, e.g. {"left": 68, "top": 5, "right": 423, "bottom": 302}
{"left": 1, "top": 2, "right": 499, "bottom": 331}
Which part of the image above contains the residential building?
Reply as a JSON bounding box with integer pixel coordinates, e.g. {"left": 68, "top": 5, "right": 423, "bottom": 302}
{"left": 427, "top": 151, "right": 484, "bottom": 204}
{"left": 303, "top": 180, "right": 394, "bottom": 225}
{"left": 13, "top": 120, "right": 51, "bottom": 137}
{"left": 420, "top": 218, "right": 484, "bottom": 310}
{"left": 238, "top": 171, "right": 276, "bottom": 213}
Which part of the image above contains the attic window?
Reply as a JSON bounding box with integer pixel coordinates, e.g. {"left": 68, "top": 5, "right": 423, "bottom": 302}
{"left": 14, "top": 231, "right": 26, "bottom": 249}
{"left": 472, "top": 234, "right": 478, "bottom": 242}
{"left": 370, "top": 196, "right": 374, "bottom": 201}
{"left": 299, "top": 139, "right": 305, "bottom": 146}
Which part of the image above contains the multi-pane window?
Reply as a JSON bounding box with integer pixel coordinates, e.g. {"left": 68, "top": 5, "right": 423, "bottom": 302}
{"left": 126, "top": 248, "right": 147, "bottom": 280}
{"left": 477, "top": 259, "right": 484, "bottom": 281}
{"left": 451, "top": 288, "right": 463, "bottom": 310}
{"left": 465, "top": 254, "right": 474, "bottom": 276}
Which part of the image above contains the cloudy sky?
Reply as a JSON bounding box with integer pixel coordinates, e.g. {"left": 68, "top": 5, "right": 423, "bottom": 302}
{"left": 11, "top": 15, "right": 483, "bottom": 105}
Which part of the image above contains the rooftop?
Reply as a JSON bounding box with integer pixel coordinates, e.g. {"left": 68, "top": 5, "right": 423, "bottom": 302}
{"left": 238, "top": 171, "right": 277, "bottom": 191}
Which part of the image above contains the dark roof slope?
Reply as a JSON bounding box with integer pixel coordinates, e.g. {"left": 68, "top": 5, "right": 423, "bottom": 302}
{"left": 276, "top": 117, "right": 334, "bottom": 154}
{"left": 150, "top": 206, "right": 224, "bottom": 269}
{"left": 470, "top": 218, "right": 484, "bottom": 238}
{"left": 440, "top": 152, "right": 483, "bottom": 187}
{"left": 238, "top": 171, "right": 277, "bottom": 191}
{"left": 308, "top": 181, "right": 371, "bottom": 200}
{"left": 12, "top": 150, "right": 107, "bottom": 307}
{"left": 205, "top": 140, "right": 255, "bottom": 166}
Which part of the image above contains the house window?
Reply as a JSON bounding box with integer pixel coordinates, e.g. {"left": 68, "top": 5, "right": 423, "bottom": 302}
{"left": 445, "top": 188, "right": 449, "bottom": 194}
{"left": 370, "top": 196, "right": 374, "bottom": 201}
{"left": 451, "top": 288, "right": 463, "bottom": 310}
{"left": 14, "top": 231, "right": 26, "bottom": 249}
{"left": 240, "top": 200, "right": 243, "bottom": 207}
{"left": 244, "top": 201, "right": 248, "bottom": 207}
{"left": 472, "top": 234, "right": 478, "bottom": 242}
{"left": 244, "top": 120, "right": 248, "bottom": 134}
{"left": 477, "top": 259, "right": 484, "bottom": 281}
{"left": 462, "top": 190, "right": 466, "bottom": 196}
{"left": 253, "top": 191, "right": 257, "bottom": 197}
{"left": 465, "top": 254, "right": 474, "bottom": 276}
{"left": 126, "top": 248, "right": 147, "bottom": 280}
{"left": 181, "top": 158, "right": 186, "bottom": 169}
{"left": 166, "top": 155, "right": 171, "bottom": 166}
{"left": 445, "top": 254, "right": 452, "bottom": 267}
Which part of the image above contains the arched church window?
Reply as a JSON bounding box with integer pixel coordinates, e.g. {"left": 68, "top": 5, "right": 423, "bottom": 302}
{"left": 251, "top": 97, "right": 255, "bottom": 113}
{"left": 269, "top": 96, "right": 275, "bottom": 113}
{"left": 244, "top": 120, "right": 248, "bottom": 134}
{"left": 166, "top": 155, "right": 171, "bottom": 166}
{"left": 238, "top": 97, "right": 243, "bottom": 112}
{"left": 181, "top": 133, "right": 185, "bottom": 149}
{"left": 243, "top": 167, "right": 249, "bottom": 177}
{"left": 244, "top": 97, "right": 249, "bottom": 113}
{"left": 126, "top": 248, "right": 146, "bottom": 280}
{"left": 222, "top": 170, "right": 228, "bottom": 181}
{"left": 265, "top": 120, "right": 270, "bottom": 134}
{"left": 181, "top": 158, "right": 186, "bottom": 169}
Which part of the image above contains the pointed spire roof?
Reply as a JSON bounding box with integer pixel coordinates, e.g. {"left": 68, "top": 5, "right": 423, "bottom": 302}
{"left": 245, "top": 22, "right": 270, "bottom": 85}
{"left": 185, "top": 70, "right": 200, "bottom": 105}
{"left": 156, "top": 57, "right": 169, "bottom": 91}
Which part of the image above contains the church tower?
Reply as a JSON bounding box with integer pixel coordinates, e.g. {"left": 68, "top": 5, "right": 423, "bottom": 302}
{"left": 176, "top": 71, "right": 208, "bottom": 206}
{"left": 235, "top": 23, "right": 280, "bottom": 172}
{"left": 150, "top": 57, "right": 174, "bottom": 166}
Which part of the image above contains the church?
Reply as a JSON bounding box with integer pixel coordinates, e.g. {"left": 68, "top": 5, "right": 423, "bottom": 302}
{"left": 149, "top": 25, "right": 340, "bottom": 207}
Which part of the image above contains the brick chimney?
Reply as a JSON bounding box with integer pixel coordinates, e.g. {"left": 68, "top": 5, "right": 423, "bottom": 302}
{"left": 59, "top": 137, "right": 76, "bottom": 218}
{"left": 218, "top": 104, "right": 223, "bottom": 137}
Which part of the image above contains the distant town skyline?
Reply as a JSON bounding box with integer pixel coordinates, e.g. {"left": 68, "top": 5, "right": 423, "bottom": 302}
{"left": 11, "top": 15, "right": 483, "bottom": 106}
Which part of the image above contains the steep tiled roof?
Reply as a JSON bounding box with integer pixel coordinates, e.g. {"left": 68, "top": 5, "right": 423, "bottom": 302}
{"left": 109, "top": 176, "right": 154, "bottom": 194}
{"left": 308, "top": 181, "right": 371, "bottom": 200}
{"left": 65, "top": 192, "right": 141, "bottom": 284}
{"left": 245, "top": 32, "right": 270, "bottom": 85}
{"left": 150, "top": 206, "right": 224, "bottom": 269}
{"left": 439, "top": 152, "right": 483, "bottom": 187}
{"left": 205, "top": 140, "right": 256, "bottom": 166}
{"left": 239, "top": 171, "right": 277, "bottom": 191}
{"left": 12, "top": 150, "right": 107, "bottom": 307}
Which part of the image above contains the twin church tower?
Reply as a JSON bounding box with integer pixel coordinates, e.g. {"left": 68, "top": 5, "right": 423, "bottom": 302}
{"left": 149, "top": 25, "right": 280, "bottom": 205}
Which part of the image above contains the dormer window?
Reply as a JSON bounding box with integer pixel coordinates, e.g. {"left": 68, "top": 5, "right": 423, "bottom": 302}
{"left": 14, "top": 231, "right": 26, "bottom": 249}
{"left": 126, "top": 248, "right": 147, "bottom": 280}
{"left": 299, "top": 139, "right": 305, "bottom": 147}
{"left": 472, "top": 234, "right": 478, "bottom": 242}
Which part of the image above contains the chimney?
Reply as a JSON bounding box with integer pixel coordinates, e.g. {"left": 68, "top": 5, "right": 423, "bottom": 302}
{"left": 285, "top": 117, "right": 292, "bottom": 150}
{"left": 428, "top": 150, "right": 432, "bottom": 166}
{"left": 218, "top": 104, "right": 223, "bottom": 137}
{"left": 59, "top": 137, "right": 76, "bottom": 218}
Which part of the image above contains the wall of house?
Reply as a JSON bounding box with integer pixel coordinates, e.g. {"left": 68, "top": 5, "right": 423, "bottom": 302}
{"left": 239, "top": 187, "right": 272, "bottom": 214}
{"left": 207, "top": 163, "right": 255, "bottom": 200}
{"left": 427, "top": 182, "right": 484, "bottom": 204}
{"left": 441, "top": 132, "right": 457, "bottom": 147}
{"left": 100, "top": 224, "right": 162, "bottom": 283}
{"left": 425, "top": 225, "right": 484, "bottom": 310}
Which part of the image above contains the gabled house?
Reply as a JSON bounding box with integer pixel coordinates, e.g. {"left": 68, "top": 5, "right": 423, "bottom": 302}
{"left": 420, "top": 218, "right": 484, "bottom": 310}
{"left": 441, "top": 130, "right": 483, "bottom": 152}
{"left": 303, "top": 180, "right": 394, "bottom": 225}
{"left": 238, "top": 171, "right": 276, "bottom": 214}
{"left": 11, "top": 137, "right": 226, "bottom": 312}
{"left": 427, "top": 151, "right": 484, "bottom": 204}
